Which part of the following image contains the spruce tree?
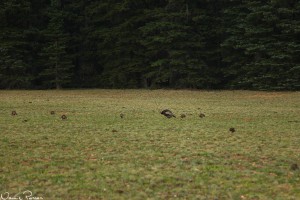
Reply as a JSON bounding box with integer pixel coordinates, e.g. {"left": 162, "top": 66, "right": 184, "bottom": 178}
{"left": 221, "top": 0, "right": 250, "bottom": 89}
{"left": 222, "top": 0, "right": 300, "bottom": 90}
{"left": 40, "top": 0, "right": 73, "bottom": 89}
{"left": 140, "top": 0, "right": 207, "bottom": 88}
{"left": 0, "top": 0, "right": 32, "bottom": 89}
{"left": 0, "top": 0, "right": 299, "bottom": 90}
{"left": 92, "top": 0, "right": 147, "bottom": 88}
{"left": 272, "top": 0, "right": 300, "bottom": 90}
{"left": 191, "top": 0, "right": 225, "bottom": 88}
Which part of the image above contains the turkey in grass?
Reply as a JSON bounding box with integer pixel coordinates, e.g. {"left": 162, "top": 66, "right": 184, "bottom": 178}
{"left": 161, "top": 109, "right": 176, "bottom": 118}
{"left": 61, "top": 115, "right": 67, "bottom": 120}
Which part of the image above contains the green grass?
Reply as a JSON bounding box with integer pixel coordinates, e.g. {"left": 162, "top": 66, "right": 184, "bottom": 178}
{"left": 0, "top": 90, "right": 299, "bottom": 199}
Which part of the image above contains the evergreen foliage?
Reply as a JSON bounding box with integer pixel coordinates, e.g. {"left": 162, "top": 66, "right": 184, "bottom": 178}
{"left": 39, "top": 0, "right": 73, "bottom": 89}
{"left": 0, "top": 0, "right": 298, "bottom": 90}
{"left": 0, "top": 0, "right": 32, "bottom": 88}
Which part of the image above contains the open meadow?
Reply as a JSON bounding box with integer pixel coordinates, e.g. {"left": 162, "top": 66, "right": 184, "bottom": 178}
{"left": 0, "top": 90, "right": 299, "bottom": 199}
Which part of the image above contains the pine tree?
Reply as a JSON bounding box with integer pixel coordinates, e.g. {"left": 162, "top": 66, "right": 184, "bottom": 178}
{"left": 140, "top": 0, "right": 207, "bottom": 88}
{"left": 221, "top": 0, "right": 250, "bottom": 89}
{"left": 222, "top": 0, "right": 300, "bottom": 90}
{"left": 191, "top": 0, "right": 225, "bottom": 88}
{"left": 0, "top": 0, "right": 32, "bottom": 89}
{"left": 271, "top": 0, "right": 300, "bottom": 90}
{"left": 0, "top": 0, "right": 298, "bottom": 90}
{"left": 63, "top": 0, "right": 98, "bottom": 87}
{"left": 92, "top": 0, "right": 148, "bottom": 88}
{"left": 40, "top": 0, "right": 73, "bottom": 89}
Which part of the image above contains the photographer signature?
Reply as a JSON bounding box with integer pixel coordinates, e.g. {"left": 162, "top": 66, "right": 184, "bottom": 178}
{"left": 0, "top": 190, "right": 43, "bottom": 200}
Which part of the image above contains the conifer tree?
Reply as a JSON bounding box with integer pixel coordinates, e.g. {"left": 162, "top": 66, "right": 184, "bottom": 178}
{"left": 93, "top": 0, "right": 148, "bottom": 88}
{"left": 0, "top": 0, "right": 299, "bottom": 90}
{"left": 222, "top": 0, "right": 300, "bottom": 90}
{"left": 40, "top": 0, "right": 73, "bottom": 89}
{"left": 0, "top": 0, "right": 32, "bottom": 88}
{"left": 140, "top": 0, "right": 207, "bottom": 88}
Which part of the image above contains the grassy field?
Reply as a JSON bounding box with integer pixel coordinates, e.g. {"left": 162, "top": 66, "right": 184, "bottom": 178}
{"left": 0, "top": 90, "right": 299, "bottom": 199}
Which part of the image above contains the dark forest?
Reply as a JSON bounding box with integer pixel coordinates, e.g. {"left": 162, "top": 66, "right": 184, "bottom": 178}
{"left": 0, "top": 0, "right": 299, "bottom": 90}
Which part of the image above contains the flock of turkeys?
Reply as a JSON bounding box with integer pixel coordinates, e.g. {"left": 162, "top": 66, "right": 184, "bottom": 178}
{"left": 9, "top": 107, "right": 299, "bottom": 171}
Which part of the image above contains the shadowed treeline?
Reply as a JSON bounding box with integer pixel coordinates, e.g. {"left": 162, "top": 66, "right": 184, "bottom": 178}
{"left": 0, "top": 0, "right": 299, "bottom": 90}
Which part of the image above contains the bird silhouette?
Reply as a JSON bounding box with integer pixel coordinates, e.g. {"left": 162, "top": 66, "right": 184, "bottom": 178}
{"left": 229, "top": 128, "right": 235, "bottom": 133}
{"left": 291, "top": 163, "right": 299, "bottom": 171}
{"left": 50, "top": 111, "right": 55, "bottom": 115}
{"left": 199, "top": 113, "right": 205, "bottom": 118}
{"left": 61, "top": 115, "right": 67, "bottom": 120}
{"left": 161, "top": 109, "right": 176, "bottom": 118}
{"left": 11, "top": 111, "right": 17, "bottom": 116}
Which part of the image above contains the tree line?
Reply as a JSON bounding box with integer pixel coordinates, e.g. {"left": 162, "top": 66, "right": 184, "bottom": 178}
{"left": 0, "top": 0, "right": 299, "bottom": 90}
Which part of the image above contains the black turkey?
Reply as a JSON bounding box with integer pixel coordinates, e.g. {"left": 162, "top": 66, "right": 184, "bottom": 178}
{"left": 199, "top": 113, "right": 205, "bottom": 118}
{"left": 229, "top": 127, "right": 235, "bottom": 133}
{"left": 161, "top": 109, "right": 176, "bottom": 118}
{"left": 291, "top": 163, "right": 299, "bottom": 171}
{"left": 61, "top": 115, "right": 67, "bottom": 120}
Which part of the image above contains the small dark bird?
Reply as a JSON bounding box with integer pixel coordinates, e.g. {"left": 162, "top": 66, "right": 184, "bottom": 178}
{"left": 199, "top": 113, "right": 205, "bottom": 118}
{"left": 11, "top": 111, "right": 17, "bottom": 116}
{"left": 116, "top": 189, "right": 124, "bottom": 194}
{"left": 22, "top": 119, "right": 28, "bottom": 123}
{"left": 112, "top": 129, "right": 118, "bottom": 133}
{"left": 50, "top": 111, "right": 55, "bottom": 115}
{"left": 291, "top": 163, "right": 299, "bottom": 171}
{"left": 180, "top": 114, "right": 186, "bottom": 118}
{"left": 120, "top": 113, "right": 124, "bottom": 118}
{"left": 161, "top": 109, "right": 176, "bottom": 118}
{"left": 229, "top": 128, "right": 235, "bottom": 133}
{"left": 61, "top": 115, "right": 67, "bottom": 120}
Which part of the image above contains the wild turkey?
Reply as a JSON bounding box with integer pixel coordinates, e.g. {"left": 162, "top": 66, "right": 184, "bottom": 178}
{"left": 161, "top": 109, "right": 176, "bottom": 118}
{"left": 229, "top": 127, "right": 235, "bottom": 133}
{"left": 61, "top": 115, "right": 67, "bottom": 120}
{"left": 199, "top": 113, "right": 205, "bottom": 118}
{"left": 11, "top": 111, "right": 17, "bottom": 116}
{"left": 291, "top": 163, "right": 299, "bottom": 171}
